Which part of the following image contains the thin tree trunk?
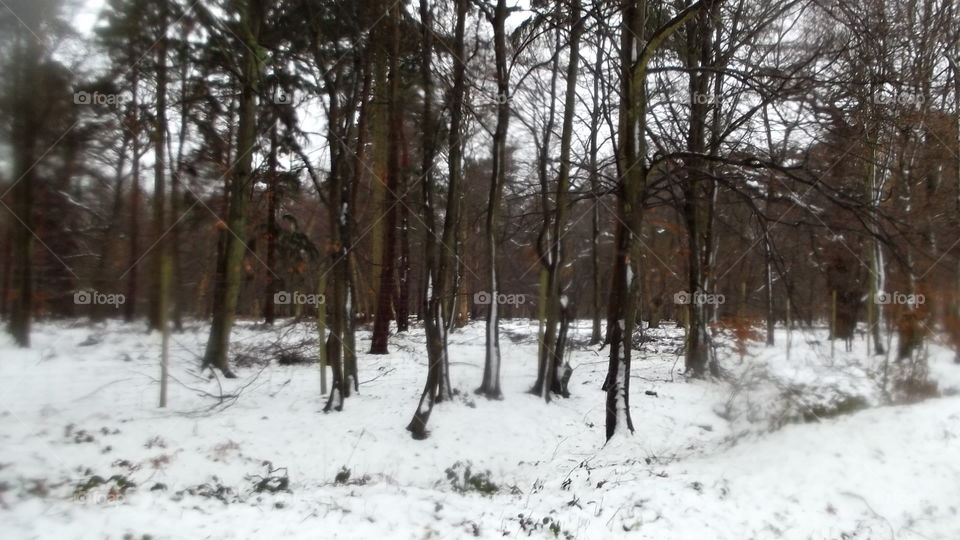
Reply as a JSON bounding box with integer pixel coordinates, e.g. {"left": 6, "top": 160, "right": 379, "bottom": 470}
{"left": 368, "top": 2, "right": 390, "bottom": 313}
{"left": 477, "top": 0, "right": 511, "bottom": 400}
{"left": 154, "top": 4, "right": 173, "bottom": 406}
{"left": 149, "top": 14, "right": 169, "bottom": 332}
{"left": 323, "top": 43, "right": 371, "bottom": 410}
{"left": 264, "top": 123, "right": 279, "bottom": 325}
{"left": 604, "top": 0, "right": 642, "bottom": 441}
{"left": 532, "top": 25, "right": 562, "bottom": 397}
{"left": 93, "top": 127, "right": 130, "bottom": 322}
{"left": 540, "top": 0, "right": 583, "bottom": 402}
{"left": 323, "top": 80, "right": 349, "bottom": 410}
{"left": 682, "top": 0, "right": 715, "bottom": 378}
{"left": 589, "top": 38, "right": 605, "bottom": 346}
{"left": 606, "top": 0, "right": 709, "bottom": 440}
{"left": 7, "top": 14, "right": 41, "bottom": 347}
{"left": 395, "top": 134, "right": 411, "bottom": 333}
{"left": 202, "top": 0, "right": 263, "bottom": 378}
{"left": 124, "top": 71, "right": 142, "bottom": 322}
{"left": 370, "top": 0, "right": 403, "bottom": 354}
{"left": 408, "top": 0, "right": 464, "bottom": 439}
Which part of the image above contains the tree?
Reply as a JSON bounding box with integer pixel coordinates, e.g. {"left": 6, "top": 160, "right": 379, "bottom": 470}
{"left": 1, "top": 0, "right": 69, "bottom": 347}
{"left": 476, "top": 0, "right": 513, "bottom": 400}
{"left": 369, "top": 0, "right": 403, "bottom": 355}
{"left": 202, "top": 0, "right": 265, "bottom": 378}
{"left": 604, "top": 0, "right": 715, "bottom": 441}
{"left": 534, "top": 0, "right": 584, "bottom": 401}
{"left": 407, "top": 0, "right": 466, "bottom": 439}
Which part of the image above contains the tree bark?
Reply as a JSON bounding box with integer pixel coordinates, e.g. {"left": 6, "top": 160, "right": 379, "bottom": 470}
{"left": 589, "top": 35, "right": 605, "bottom": 346}
{"left": 605, "top": 0, "right": 713, "bottom": 440}
{"left": 408, "top": 0, "right": 465, "bottom": 439}
{"left": 538, "top": 0, "right": 583, "bottom": 402}
{"left": 124, "top": 70, "right": 142, "bottom": 322}
{"left": 263, "top": 123, "right": 279, "bottom": 325}
{"left": 7, "top": 10, "right": 41, "bottom": 347}
{"left": 149, "top": 10, "right": 169, "bottom": 332}
{"left": 202, "top": 0, "right": 263, "bottom": 378}
{"left": 477, "top": 0, "right": 511, "bottom": 400}
{"left": 369, "top": 0, "right": 403, "bottom": 355}
{"left": 681, "top": 0, "right": 716, "bottom": 378}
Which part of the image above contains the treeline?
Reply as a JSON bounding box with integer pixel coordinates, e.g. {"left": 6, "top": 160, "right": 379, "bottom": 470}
{"left": 1, "top": 0, "right": 959, "bottom": 438}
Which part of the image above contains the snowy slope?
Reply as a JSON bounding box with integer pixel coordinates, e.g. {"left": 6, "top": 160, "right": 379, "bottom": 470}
{"left": 0, "top": 319, "right": 958, "bottom": 539}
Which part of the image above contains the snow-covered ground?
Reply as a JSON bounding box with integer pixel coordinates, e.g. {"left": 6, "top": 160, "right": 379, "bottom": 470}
{"left": 1, "top": 319, "right": 959, "bottom": 539}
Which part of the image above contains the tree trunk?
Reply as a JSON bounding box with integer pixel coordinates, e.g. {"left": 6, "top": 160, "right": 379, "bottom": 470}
{"left": 681, "top": 1, "right": 715, "bottom": 378}
{"left": 477, "top": 0, "right": 511, "bottom": 400}
{"left": 408, "top": 0, "right": 465, "bottom": 439}
{"left": 532, "top": 25, "right": 561, "bottom": 397}
{"left": 539, "top": 0, "right": 583, "bottom": 402}
{"left": 92, "top": 124, "right": 130, "bottom": 322}
{"left": 149, "top": 15, "right": 169, "bottom": 332}
{"left": 589, "top": 36, "right": 605, "bottom": 346}
{"left": 369, "top": 0, "right": 403, "bottom": 355}
{"left": 264, "top": 123, "right": 279, "bottom": 325}
{"left": 605, "top": 0, "right": 709, "bottom": 440}
{"left": 124, "top": 71, "right": 142, "bottom": 322}
{"left": 395, "top": 138, "right": 411, "bottom": 333}
{"left": 7, "top": 17, "right": 40, "bottom": 347}
{"left": 202, "top": 0, "right": 263, "bottom": 378}
{"left": 322, "top": 41, "right": 370, "bottom": 409}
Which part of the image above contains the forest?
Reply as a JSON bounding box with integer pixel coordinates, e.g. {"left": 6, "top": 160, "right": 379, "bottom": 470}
{"left": 1, "top": 0, "right": 960, "bottom": 538}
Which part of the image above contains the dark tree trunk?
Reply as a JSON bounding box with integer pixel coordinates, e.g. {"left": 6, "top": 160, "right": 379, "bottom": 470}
{"left": 148, "top": 17, "right": 169, "bottom": 332}
{"left": 539, "top": 0, "right": 582, "bottom": 402}
{"left": 264, "top": 124, "right": 279, "bottom": 325}
{"left": 321, "top": 32, "right": 370, "bottom": 409}
{"left": 589, "top": 36, "right": 605, "bottom": 346}
{"left": 202, "top": 0, "right": 263, "bottom": 378}
{"left": 124, "top": 74, "right": 142, "bottom": 323}
{"left": 531, "top": 25, "right": 561, "bottom": 397}
{"left": 407, "top": 0, "right": 464, "bottom": 439}
{"left": 477, "top": 0, "right": 511, "bottom": 400}
{"left": 681, "top": 1, "right": 716, "bottom": 378}
{"left": 395, "top": 127, "right": 411, "bottom": 333}
{"left": 604, "top": 0, "right": 708, "bottom": 440}
{"left": 369, "top": 0, "right": 403, "bottom": 354}
{"left": 6, "top": 6, "right": 44, "bottom": 346}
{"left": 92, "top": 126, "right": 130, "bottom": 322}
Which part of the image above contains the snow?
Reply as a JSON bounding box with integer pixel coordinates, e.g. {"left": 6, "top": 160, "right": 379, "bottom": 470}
{"left": 0, "top": 318, "right": 959, "bottom": 539}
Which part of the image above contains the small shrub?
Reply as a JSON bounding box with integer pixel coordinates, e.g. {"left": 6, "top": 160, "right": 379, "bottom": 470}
{"left": 73, "top": 473, "right": 135, "bottom": 503}
{"left": 516, "top": 513, "right": 573, "bottom": 539}
{"left": 64, "top": 424, "right": 95, "bottom": 444}
{"left": 445, "top": 461, "right": 498, "bottom": 496}
{"left": 249, "top": 463, "right": 290, "bottom": 493}
{"left": 175, "top": 478, "right": 236, "bottom": 505}
{"left": 212, "top": 440, "right": 241, "bottom": 461}
{"left": 144, "top": 436, "right": 166, "bottom": 449}
{"left": 889, "top": 350, "right": 939, "bottom": 403}
{"left": 334, "top": 467, "right": 351, "bottom": 484}
{"left": 277, "top": 351, "right": 312, "bottom": 365}
{"left": 333, "top": 466, "right": 369, "bottom": 486}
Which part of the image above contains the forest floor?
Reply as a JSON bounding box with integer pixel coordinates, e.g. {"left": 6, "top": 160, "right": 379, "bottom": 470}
{"left": 1, "top": 318, "right": 959, "bottom": 539}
